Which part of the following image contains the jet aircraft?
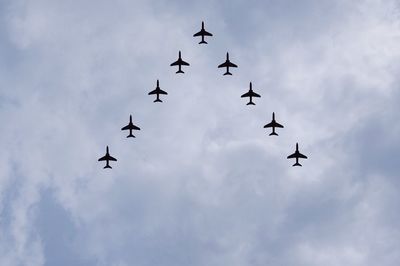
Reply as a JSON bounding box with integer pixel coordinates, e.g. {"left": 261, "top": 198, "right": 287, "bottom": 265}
{"left": 218, "top": 52, "right": 238, "bottom": 75}
{"left": 121, "top": 115, "right": 140, "bottom": 138}
{"left": 148, "top": 80, "right": 167, "bottom": 102}
{"left": 98, "top": 146, "right": 117, "bottom": 169}
{"left": 287, "top": 143, "right": 308, "bottom": 167}
{"left": 170, "top": 51, "right": 190, "bottom": 74}
{"left": 241, "top": 82, "right": 261, "bottom": 105}
{"left": 264, "top": 112, "right": 284, "bottom": 136}
{"left": 193, "top": 21, "right": 213, "bottom": 44}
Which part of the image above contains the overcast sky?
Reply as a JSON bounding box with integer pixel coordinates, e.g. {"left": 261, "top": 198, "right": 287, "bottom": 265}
{"left": 0, "top": 0, "right": 400, "bottom": 265}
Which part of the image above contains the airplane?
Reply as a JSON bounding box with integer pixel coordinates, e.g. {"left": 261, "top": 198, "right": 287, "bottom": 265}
{"left": 148, "top": 80, "right": 167, "bottom": 102}
{"left": 241, "top": 82, "right": 261, "bottom": 105}
{"left": 193, "top": 21, "right": 213, "bottom": 44}
{"left": 98, "top": 146, "right": 117, "bottom": 169}
{"left": 170, "top": 51, "right": 190, "bottom": 74}
{"left": 121, "top": 115, "right": 140, "bottom": 138}
{"left": 263, "top": 112, "right": 284, "bottom": 136}
{"left": 287, "top": 143, "right": 308, "bottom": 167}
{"left": 218, "top": 52, "right": 238, "bottom": 75}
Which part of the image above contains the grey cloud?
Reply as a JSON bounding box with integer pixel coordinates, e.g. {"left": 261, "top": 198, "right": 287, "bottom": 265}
{"left": 0, "top": 0, "right": 400, "bottom": 265}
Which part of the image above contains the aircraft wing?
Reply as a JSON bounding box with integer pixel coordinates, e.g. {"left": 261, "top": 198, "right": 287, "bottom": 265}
{"left": 180, "top": 60, "right": 190, "bottom": 66}
{"left": 218, "top": 61, "right": 229, "bottom": 68}
{"left": 193, "top": 29, "right": 212, "bottom": 37}
{"left": 287, "top": 151, "right": 307, "bottom": 159}
{"left": 149, "top": 88, "right": 168, "bottom": 95}
{"left": 251, "top": 91, "right": 261, "bottom": 97}
{"left": 264, "top": 121, "right": 283, "bottom": 128}
{"left": 227, "top": 62, "right": 238, "bottom": 67}
{"left": 121, "top": 124, "right": 130, "bottom": 130}
{"left": 193, "top": 30, "right": 202, "bottom": 37}
{"left": 263, "top": 121, "right": 274, "bottom": 128}
{"left": 98, "top": 154, "right": 117, "bottom": 161}
{"left": 121, "top": 124, "right": 140, "bottom": 131}
{"left": 132, "top": 124, "right": 140, "bottom": 130}
{"left": 148, "top": 89, "right": 158, "bottom": 95}
{"left": 158, "top": 88, "right": 168, "bottom": 95}
{"left": 98, "top": 155, "right": 108, "bottom": 161}
{"left": 170, "top": 60, "right": 180, "bottom": 66}
{"left": 297, "top": 152, "right": 308, "bottom": 159}
{"left": 202, "top": 30, "right": 213, "bottom": 36}
{"left": 241, "top": 91, "right": 251, "bottom": 98}
{"left": 108, "top": 155, "right": 117, "bottom": 161}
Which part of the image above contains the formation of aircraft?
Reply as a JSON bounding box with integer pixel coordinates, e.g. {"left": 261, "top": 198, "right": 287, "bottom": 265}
{"left": 99, "top": 21, "right": 309, "bottom": 169}
{"left": 193, "top": 21, "right": 213, "bottom": 44}
{"left": 148, "top": 80, "right": 167, "bottom": 102}
{"left": 121, "top": 115, "right": 140, "bottom": 138}
{"left": 98, "top": 146, "right": 117, "bottom": 169}
{"left": 241, "top": 82, "right": 261, "bottom": 105}
{"left": 170, "top": 51, "right": 190, "bottom": 74}
{"left": 287, "top": 143, "right": 308, "bottom": 167}
{"left": 264, "top": 112, "right": 284, "bottom": 136}
{"left": 218, "top": 52, "right": 238, "bottom": 75}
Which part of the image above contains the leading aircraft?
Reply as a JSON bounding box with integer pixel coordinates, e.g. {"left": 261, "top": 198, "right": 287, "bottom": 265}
{"left": 263, "top": 112, "right": 284, "bottom": 136}
{"left": 218, "top": 52, "right": 238, "bottom": 75}
{"left": 241, "top": 82, "right": 261, "bottom": 105}
{"left": 121, "top": 115, "right": 140, "bottom": 138}
{"left": 287, "top": 143, "right": 308, "bottom": 167}
{"left": 148, "top": 80, "right": 168, "bottom": 102}
{"left": 170, "top": 51, "right": 190, "bottom": 74}
{"left": 98, "top": 146, "right": 117, "bottom": 169}
{"left": 193, "top": 21, "right": 213, "bottom": 44}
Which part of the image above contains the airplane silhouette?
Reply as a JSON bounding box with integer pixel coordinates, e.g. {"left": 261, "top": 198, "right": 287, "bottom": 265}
{"left": 264, "top": 112, "right": 284, "bottom": 136}
{"left": 148, "top": 80, "right": 167, "bottom": 102}
{"left": 241, "top": 82, "right": 261, "bottom": 105}
{"left": 287, "top": 143, "right": 308, "bottom": 167}
{"left": 193, "top": 21, "right": 213, "bottom": 44}
{"left": 121, "top": 115, "right": 140, "bottom": 138}
{"left": 98, "top": 146, "right": 117, "bottom": 169}
{"left": 170, "top": 51, "right": 190, "bottom": 74}
{"left": 218, "top": 52, "right": 238, "bottom": 75}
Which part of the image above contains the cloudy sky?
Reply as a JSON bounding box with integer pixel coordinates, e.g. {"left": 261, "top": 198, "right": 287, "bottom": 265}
{"left": 1, "top": 0, "right": 400, "bottom": 265}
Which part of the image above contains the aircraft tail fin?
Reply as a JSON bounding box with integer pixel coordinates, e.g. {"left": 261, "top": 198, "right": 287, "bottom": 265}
{"left": 104, "top": 165, "right": 112, "bottom": 169}
{"left": 176, "top": 70, "right": 184, "bottom": 74}
{"left": 199, "top": 40, "right": 207, "bottom": 44}
{"left": 269, "top": 132, "right": 278, "bottom": 136}
{"left": 247, "top": 102, "right": 255, "bottom": 105}
{"left": 293, "top": 162, "right": 302, "bottom": 167}
{"left": 154, "top": 98, "right": 163, "bottom": 103}
{"left": 223, "top": 71, "right": 232, "bottom": 76}
{"left": 127, "top": 134, "right": 135, "bottom": 138}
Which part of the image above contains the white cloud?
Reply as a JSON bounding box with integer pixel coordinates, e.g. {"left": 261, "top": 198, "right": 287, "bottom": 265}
{"left": 0, "top": 0, "right": 400, "bottom": 265}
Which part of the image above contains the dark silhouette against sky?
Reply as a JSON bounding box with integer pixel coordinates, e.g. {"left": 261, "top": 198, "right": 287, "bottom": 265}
{"left": 264, "top": 112, "right": 284, "bottom": 136}
{"left": 98, "top": 146, "right": 117, "bottom": 169}
{"left": 241, "top": 82, "right": 261, "bottom": 105}
{"left": 170, "top": 51, "right": 190, "bottom": 74}
{"left": 148, "top": 80, "right": 168, "bottom": 102}
{"left": 218, "top": 52, "right": 238, "bottom": 75}
{"left": 121, "top": 115, "right": 141, "bottom": 138}
{"left": 287, "top": 143, "right": 308, "bottom": 167}
{"left": 193, "top": 21, "right": 213, "bottom": 44}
